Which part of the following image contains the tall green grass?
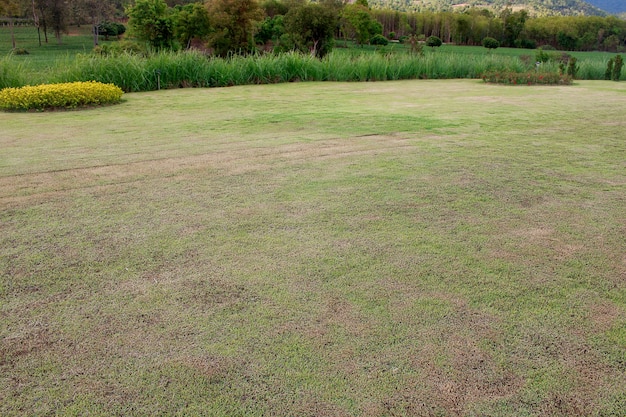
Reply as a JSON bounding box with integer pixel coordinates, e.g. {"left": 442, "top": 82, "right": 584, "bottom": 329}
{"left": 3, "top": 48, "right": 621, "bottom": 92}
{"left": 0, "top": 56, "right": 26, "bottom": 89}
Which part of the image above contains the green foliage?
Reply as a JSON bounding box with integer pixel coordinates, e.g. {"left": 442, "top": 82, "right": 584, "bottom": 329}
{"left": 284, "top": 3, "right": 337, "bottom": 58}
{"left": 255, "top": 15, "right": 285, "bottom": 47}
{"left": 0, "top": 81, "right": 123, "bottom": 110}
{"left": 206, "top": 0, "right": 264, "bottom": 56}
{"left": 605, "top": 57, "right": 614, "bottom": 80}
{"left": 0, "top": 56, "right": 24, "bottom": 89}
{"left": 97, "top": 21, "right": 126, "bottom": 41}
{"left": 126, "top": 0, "right": 176, "bottom": 50}
{"left": 611, "top": 54, "right": 623, "bottom": 81}
{"left": 342, "top": 4, "right": 382, "bottom": 46}
{"left": 566, "top": 56, "right": 578, "bottom": 78}
{"left": 370, "top": 34, "right": 389, "bottom": 46}
{"left": 93, "top": 40, "right": 148, "bottom": 56}
{"left": 173, "top": 3, "right": 211, "bottom": 49}
{"left": 536, "top": 48, "right": 565, "bottom": 63}
{"left": 426, "top": 35, "right": 442, "bottom": 48}
{"left": 482, "top": 71, "right": 572, "bottom": 85}
{"left": 482, "top": 37, "right": 499, "bottom": 50}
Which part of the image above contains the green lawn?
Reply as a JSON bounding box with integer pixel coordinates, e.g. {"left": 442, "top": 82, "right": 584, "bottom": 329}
{"left": 1, "top": 80, "right": 625, "bottom": 416}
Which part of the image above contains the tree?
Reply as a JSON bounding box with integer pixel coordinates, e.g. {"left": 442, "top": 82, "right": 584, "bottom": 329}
{"left": 127, "top": 0, "right": 176, "bottom": 49}
{"left": 36, "top": 0, "right": 68, "bottom": 44}
{"left": 174, "top": 2, "right": 210, "bottom": 49}
{"left": 0, "top": 0, "right": 22, "bottom": 49}
{"left": 206, "top": 0, "right": 264, "bottom": 56}
{"left": 97, "top": 21, "right": 126, "bottom": 41}
{"left": 284, "top": 3, "right": 336, "bottom": 58}
{"left": 79, "top": 0, "right": 117, "bottom": 47}
{"left": 426, "top": 35, "right": 442, "bottom": 48}
{"left": 482, "top": 36, "right": 499, "bottom": 50}
{"left": 501, "top": 8, "right": 528, "bottom": 48}
{"left": 342, "top": 3, "right": 381, "bottom": 46}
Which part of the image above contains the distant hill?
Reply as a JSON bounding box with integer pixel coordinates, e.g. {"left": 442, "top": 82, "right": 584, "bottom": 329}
{"left": 585, "top": 0, "right": 626, "bottom": 14}
{"left": 367, "top": 0, "right": 610, "bottom": 16}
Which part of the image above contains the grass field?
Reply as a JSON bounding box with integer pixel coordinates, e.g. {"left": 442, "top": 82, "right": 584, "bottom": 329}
{"left": 1, "top": 80, "right": 625, "bottom": 416}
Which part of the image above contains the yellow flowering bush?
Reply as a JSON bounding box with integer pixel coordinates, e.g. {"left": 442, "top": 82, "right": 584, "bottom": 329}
{"left": 0, "top": 81, "right": 123, "bottom": 111}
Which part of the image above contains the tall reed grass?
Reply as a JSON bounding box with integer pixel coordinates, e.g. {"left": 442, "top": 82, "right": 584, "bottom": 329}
{"left": 5, "top": 49, "right": 621, "bottom": 93}
{"left": 0, "top": 56, "right": 26, "bottom": 89}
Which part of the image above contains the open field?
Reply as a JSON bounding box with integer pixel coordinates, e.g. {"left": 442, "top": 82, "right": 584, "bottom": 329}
{"left": 1, "top": 80, "right": 626, "bottom": 416}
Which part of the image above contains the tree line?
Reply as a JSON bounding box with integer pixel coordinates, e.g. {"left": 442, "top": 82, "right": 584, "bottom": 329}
{"left": 1, "top": 0, "right": 625, "bottom": 54}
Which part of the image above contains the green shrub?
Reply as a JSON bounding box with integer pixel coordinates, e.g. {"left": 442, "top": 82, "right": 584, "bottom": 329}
{"left": 370, "top": 34, "right": 389, "bottom": 46}
{"left": 482, "top": 71, "right": 572, "bottom": 85}
{"left": 612, "top": 55, "right": 623, "bottom": 81}
{"left": 0, "top": 57, "right": 25, "bottom": 89}
{"left": 0, "top": 81, "right": 124, "bottom": 111}
{"left": 566, "top": 56, "right": 578, "bottom": 78}
{"left": 482, "top": 37, "right": 500, "bottom": 50}
{"left": 605, "top": 58, "right": 614, "bottom": 80}
{"left": 426, "top": 36, "right": 442, "bottom": 48}
{"left": 536, "top": 48, "right": 561, "bottom": 63}
{"left": 93, "top": 40, "right": 148, "bottom": 56}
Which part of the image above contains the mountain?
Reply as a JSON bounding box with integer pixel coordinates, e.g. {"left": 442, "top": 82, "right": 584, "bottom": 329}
{"left": 585, "top": 0, "right": 626, "bottom": 14}
{"left": 367, "top": 0, "right": 611, "bottom": 16}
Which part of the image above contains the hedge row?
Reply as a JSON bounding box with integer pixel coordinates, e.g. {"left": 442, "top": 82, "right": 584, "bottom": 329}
{"left": 0, "top": 81, "right": 123, "bottom": 111}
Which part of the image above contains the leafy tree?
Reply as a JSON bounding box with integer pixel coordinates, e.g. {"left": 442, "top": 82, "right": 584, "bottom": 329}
{"left": 426, "top": 35, "right": 442, "bottom": 48}
{"left": 0, "top": 0, "right": 21, "bottom": 48}
{"left": 127, "top": 0, "right": 176, "bottom": 49}
{"left": 36, "top": 0, "right": 68, "bottom": 44}
{"left": 97, "top": 21, "right": 126, "bottom": 40}
{"left": 342, "top": 3, "right": 382, "bottom": 46}
{"left": 255, "top": 15, "right": 284, "bottom": 47}
{"left": 80, "top": 0, "right": 118, "bottom": 47}
{"left": 501, "top": 8, "right": 527, "bottom": 47}
{"left": 612, "top": 54, "right": 623, "bottom": 81}
{"left": 482, "top": 36, "right": 499, "bottom": 50}
{"left": 174, "top": 2, "right": 210, "bottom": 48}
{"left": 260, "top": 0, "right": 287, "bottom": 18}
{"left": 284, "top": 3, "right": 336, "bottom": 58}
{"left": 370, "top": 33, "right": 388, "bottom": 46}
{"left": 206, "top": 0, "right": 264, "bottom": 56}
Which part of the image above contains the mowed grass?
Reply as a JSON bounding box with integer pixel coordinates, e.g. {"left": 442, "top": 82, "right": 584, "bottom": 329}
{"left": 1, "top": 80, "right": 625, "bottom": 416}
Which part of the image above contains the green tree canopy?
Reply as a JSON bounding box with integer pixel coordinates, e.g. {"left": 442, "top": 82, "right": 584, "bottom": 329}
{"left": 284, "top": 2, "right": 337, "bottom": 58}
{"left": 127, "top": 0, "right": 176, "bottom": 49}
{"left": 206, "top": 0, "right": 264, "bottom": 56}
{"left": 174, "top": 2, "right": 211, "bottom": 48}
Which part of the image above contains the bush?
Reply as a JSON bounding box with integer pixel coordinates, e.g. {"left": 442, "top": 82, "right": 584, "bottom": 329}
{"left": 482, "top": 71, "right": 572, "bottom": 85}
{"left": 93, "top": 41, "right": 148, "bottom": 56}
{"left": 370, "top": 34, "right": 389, "bottom": 46}
{"left": 566, "top": 56, "right": 578, "bottom": 78}
{"left": 536, "top": 48, "right": 569, "bottom": 63}
{"left": 426, "top": 36, "right": 442, "bottom": 48}
{"left": 97, "top": 21, "right": 126, "bottom": 40}
{"left": 612, "top": 55, "right": 623, "bottom": 81}
{"left": 0, "top": 81, "right": 124, "bottom": 111}
{"left": 516, "top": 38, "right": 537, "bottom": 49}
{"left": 605, "top": 58, "right": 614, "bottom": 80}
{"left": 482, "top": 37, "right": 499, "bottom": 50}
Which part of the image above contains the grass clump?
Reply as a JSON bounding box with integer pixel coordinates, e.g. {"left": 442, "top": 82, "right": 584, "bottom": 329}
{"left": 482, "top": 71, "right": 572, "bottom": 85}
{"left": 0, "top": 81, "right": 123, "bottom": 111}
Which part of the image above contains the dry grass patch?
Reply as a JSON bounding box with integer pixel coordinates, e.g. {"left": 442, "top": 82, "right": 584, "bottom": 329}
{"left": 1, "top": 80, "right": 625, "bottom": 416}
